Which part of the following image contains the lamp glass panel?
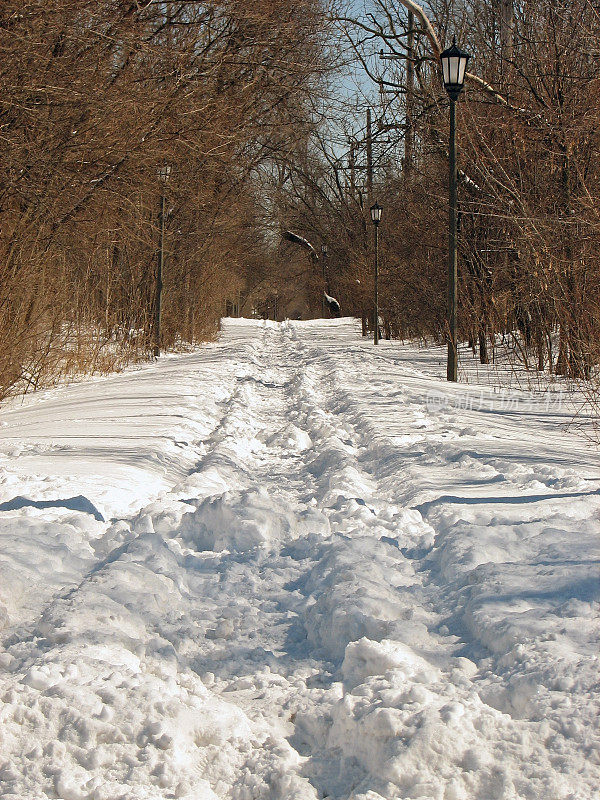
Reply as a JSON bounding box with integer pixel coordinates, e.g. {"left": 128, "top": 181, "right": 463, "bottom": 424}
{"left": 442, "top": 58, "right": 450, "bottom": 85}
{"left": 449, "top": 56, "right": 460, "bottom": 84}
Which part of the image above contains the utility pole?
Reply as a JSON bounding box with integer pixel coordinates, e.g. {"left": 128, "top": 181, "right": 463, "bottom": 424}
{"left": 405, "top": 12, "right": 415, "bottom": 178}
{"left": 499, "top": 0, "right": 514, "bottom": 76}
{"left": 366, "top": 108, "right": 373, "bottom": 204}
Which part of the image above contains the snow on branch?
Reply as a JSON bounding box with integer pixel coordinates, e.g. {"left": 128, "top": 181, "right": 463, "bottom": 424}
{"left": 283, "top": 231, "right": 319, "bottom": 261}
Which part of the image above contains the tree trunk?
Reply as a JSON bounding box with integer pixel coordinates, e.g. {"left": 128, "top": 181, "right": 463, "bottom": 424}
{"left": 479, "top": 326, "right": 489, "bottom": 364}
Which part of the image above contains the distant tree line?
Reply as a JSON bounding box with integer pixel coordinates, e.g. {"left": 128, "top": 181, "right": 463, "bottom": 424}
{"left": 0, "top": 0, "right": 328, "bottom": 397}
{"left": 3, "top": 0, "right": 599, "bottom": 397}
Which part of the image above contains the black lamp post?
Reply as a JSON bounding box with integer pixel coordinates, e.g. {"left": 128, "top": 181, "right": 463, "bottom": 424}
{"left": 154, "top": 165, "right": 171, "bottom": 358}
{"left": 321, "top": 243, "right": 328, "bottom": 317}
{"left": 440, "top": 38, "right": 470, "bottom": 381}
{"left": 370, "top": 202, "right": 382, "bottom": 345}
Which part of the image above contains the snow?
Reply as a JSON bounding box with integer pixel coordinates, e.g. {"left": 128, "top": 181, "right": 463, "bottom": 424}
{"left": 0, "top": 317, "right": 598, "bottom": 800}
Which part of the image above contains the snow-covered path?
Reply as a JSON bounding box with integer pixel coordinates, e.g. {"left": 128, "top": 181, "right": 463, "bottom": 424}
{"left": 0, "top": 319, "right": 598, "bottom": 800}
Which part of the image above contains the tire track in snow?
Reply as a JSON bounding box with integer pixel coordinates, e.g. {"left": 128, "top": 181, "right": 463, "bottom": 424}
{"left": 0, "top": 361, "right": 243, "bottom": 650}
{"left": 0, "top": 335, "right": 296, "bottom": 799}
{"left": 150, "top": 321, "right": 438, "bottom": 798}
{"left": 0, "top": 330, "right": 283, "bottom": 627}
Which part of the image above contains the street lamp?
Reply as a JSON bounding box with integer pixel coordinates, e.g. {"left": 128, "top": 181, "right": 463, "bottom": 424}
{"left": 321, "top": 244, "right": 328, "bottom": 317}
{"left": 370, "top": 202, "right": 382, "bottom": 345}
{"left": 158, "top": 165, "right": 172, "bottom": 183}
{"left": 154, "top": 164, "right": 171, "bottom": 358}
{"left": 440, "top": 37, "right": 470, "bottom": 381}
